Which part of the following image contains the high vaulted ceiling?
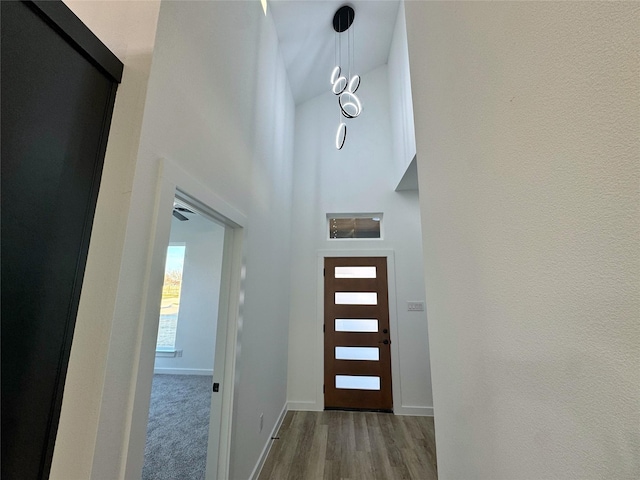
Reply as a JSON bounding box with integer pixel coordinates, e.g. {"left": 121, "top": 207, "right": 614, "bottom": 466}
{"left": 269, "top": 0, "right": 400, "bottom": 105}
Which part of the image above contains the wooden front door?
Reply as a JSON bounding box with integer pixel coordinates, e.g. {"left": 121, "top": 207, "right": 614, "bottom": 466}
{"left": 324, "top": 257, "right": 393, "bottom": 411}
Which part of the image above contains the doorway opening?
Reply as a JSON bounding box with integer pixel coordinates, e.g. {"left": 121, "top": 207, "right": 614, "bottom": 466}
{"left": 143, "top": 197, "right": 226, "bottom": 479}
{"left": 125, "top": 160, "right": 247, "bottom": 480}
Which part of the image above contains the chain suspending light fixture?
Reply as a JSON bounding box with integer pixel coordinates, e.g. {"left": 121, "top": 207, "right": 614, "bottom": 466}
{"left": 331, "top": 5, "right": 361, "bottom": 150}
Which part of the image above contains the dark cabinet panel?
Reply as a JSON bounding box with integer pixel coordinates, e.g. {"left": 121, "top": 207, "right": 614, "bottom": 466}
{"left": 1, "top": 2, "right": 122, "bottom": 478}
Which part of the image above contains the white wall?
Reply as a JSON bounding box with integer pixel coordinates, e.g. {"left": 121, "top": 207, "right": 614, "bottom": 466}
{"left": 54, "top": 1, "right": 294, "bottom": 479}
{"left": 388, "top": 0, "right": 416, "bottom": 185}
{"left": 154, "top": 215, "right": 225, "bottom": 374}
{"left": 52, "top": 2, "right": 161, "bottom": 479}
{"left": 287, "top": 65, "right": 433, "bottom": 415}
{"left": 406, "top": 2, "right": 639, "bottom": 479}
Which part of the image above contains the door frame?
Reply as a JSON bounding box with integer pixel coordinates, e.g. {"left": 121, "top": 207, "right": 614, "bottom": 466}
{"left": 124, "top": 157, "right": 246, "bottom": 480}
{"left": 315, "top": 250, "right": 402, "bottom": 412}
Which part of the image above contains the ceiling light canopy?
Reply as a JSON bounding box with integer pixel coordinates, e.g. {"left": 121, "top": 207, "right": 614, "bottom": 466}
{"left": 332, "top": 5, "right": 354, "bottom": 32}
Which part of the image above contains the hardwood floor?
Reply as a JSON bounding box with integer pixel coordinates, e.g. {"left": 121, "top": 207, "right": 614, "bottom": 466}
{"left": 258, "top": 411, "right": 437, "bottom": 480}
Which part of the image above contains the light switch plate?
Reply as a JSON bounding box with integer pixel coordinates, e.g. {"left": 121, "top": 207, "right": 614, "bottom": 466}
{"left": 407, "top": 301, "right": 425, "bottom": 312}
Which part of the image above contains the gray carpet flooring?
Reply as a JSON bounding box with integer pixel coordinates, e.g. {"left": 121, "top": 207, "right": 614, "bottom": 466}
{"left": 143, "top": 374, "right": 213, "bottom": 480}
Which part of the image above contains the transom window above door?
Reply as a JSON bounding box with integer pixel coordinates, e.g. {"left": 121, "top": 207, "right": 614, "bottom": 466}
{"left": 327, "top": 214, "right": 383, "bottom": 239}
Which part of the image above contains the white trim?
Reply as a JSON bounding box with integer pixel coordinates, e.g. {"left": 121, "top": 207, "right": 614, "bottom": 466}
{"left": 163, "top": 160, "right": 246, "bottom": 228}
{"left": 395, "top": 406, "right": 434, "bottom": 417}
{"left": 153, "top": 368, "right": 213, "bottom": 376}
{"left": 315, "top": 249, "right": 403, "bottom": 414}
{"left": 154, "top": 349, "right": 178, "bottom": 358}
{"left": 249, "top": 403, "right": 288, "bottom": 480}
{"left": 207, "top": 226, "right": 244, "bottom": 480}
{"left": 287, "top": 401, "right": 322, "bottom": 411}
{"left": 124, "top": 157, "right": 246, "bottom": 480}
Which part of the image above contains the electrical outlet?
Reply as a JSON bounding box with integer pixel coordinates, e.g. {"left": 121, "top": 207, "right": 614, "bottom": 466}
{"left": 259, "top": 413, "right": 264, "bottom": 432}
{"left": 176, "top": 350, "right": 183, "bottom": 357}
{"left": 407, "top": 301, "right": 425, "bottom": 312}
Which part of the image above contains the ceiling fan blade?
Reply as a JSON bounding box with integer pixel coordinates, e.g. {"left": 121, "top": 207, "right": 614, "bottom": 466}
{"left": 172, "top": 210, "right": 188, "bottom": 221}
{"left": 175, "top": 206, "right": 194, "bottom": 214}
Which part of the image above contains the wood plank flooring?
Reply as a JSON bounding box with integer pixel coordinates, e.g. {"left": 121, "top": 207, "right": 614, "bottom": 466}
{"left": 258, "top": 411, "right": 437, "bottom": 480}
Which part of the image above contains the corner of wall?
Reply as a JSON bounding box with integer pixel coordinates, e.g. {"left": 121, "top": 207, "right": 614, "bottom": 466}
{"left": 388, "top": 0, "right": 417, "bottom": 185}
{"left": 51, "top": 2, "right": 161, "bottom": 479}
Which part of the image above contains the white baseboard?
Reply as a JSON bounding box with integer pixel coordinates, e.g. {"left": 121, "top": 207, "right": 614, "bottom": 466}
{"left": 287, "top": 401, "right": 432, "bottom": 416}
{"left": 249, "top": 403, "right": 288, "bottom": 480}
{"left": 394, "top": 406, "right": 434, "bottom": 416}
{"left": 287, "top": 401, "right": 322, "bottom": 412}
{"left": 153, "top": 368, "right": 214, "bottom": 375}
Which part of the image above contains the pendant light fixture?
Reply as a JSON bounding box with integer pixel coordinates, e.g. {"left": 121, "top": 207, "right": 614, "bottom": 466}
{"left": 331, "top": 5, "right": 361, "bottom": 150}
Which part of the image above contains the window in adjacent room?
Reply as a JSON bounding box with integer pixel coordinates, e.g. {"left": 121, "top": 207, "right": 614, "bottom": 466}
{"left": 156, "top": 244, "right": 186, "bottom": 351}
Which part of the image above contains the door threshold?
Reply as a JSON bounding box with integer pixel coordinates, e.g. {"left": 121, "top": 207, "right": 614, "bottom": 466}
{"left": 324, "top": 407, "right": 393, "bottom": 414}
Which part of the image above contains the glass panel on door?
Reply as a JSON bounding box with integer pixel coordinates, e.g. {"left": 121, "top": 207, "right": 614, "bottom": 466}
{"left": 335, "top": 346, "right": 380, "bottom": 361}
{"left": 335, "top": 292, "right": 377, "bottom": 305}
{"left": 334, "top": 266, "right": 377, "bottom": 278}
{"left": 335, "top": 375, "right": 381, "bottom": 390}
{"left": 334, "top": 319, "right": 379, "bottom": 332}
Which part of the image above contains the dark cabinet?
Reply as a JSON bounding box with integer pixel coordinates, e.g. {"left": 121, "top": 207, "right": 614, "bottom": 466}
{"left": 1, "top": 2, "right": 123, "bottom": 478}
